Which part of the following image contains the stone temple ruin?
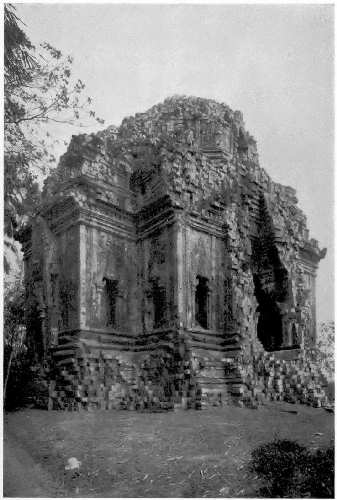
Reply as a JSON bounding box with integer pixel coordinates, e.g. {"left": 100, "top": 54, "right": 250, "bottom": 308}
{"left": 20, "top": 96, "right": 329, "bottom": 410}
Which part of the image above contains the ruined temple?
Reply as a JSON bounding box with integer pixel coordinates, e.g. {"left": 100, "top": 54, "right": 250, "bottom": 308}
{"left": 20, "top": 96, "right": 328, "bottom": 410}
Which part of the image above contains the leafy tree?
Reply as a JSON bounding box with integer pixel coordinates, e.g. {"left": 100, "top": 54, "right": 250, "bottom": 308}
{"left": 4, "top": 5, "right": 104, "bottom": 402}
{"left": 4, "top": 4, "right": 103, "bottom": 243}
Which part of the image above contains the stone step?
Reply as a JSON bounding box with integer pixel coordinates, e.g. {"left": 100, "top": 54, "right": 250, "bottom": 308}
{"left": 80, "top": 341, "right": 135, "bottom": 352}
{"left": 81, "top": 331, "right": 136, "bottom": 344}
{"left": 50, "top": 342, "right": 77, "bottom": 352}
{"left": 189, "top": 334, "right": 235, "bottom": 348}
{"left": 134, "top": 341, "right": 175, "bottom": 352}
{"left": 188, "top": 330, "right": 241, "bottom": 344}
{"left": 188, "top": 341, "right": 226, "bottom": 352}
{"left": 188, "top": 340, "right": 242, "bottom": 354}
{"left": 58, "top": 335, "right": 77, "bottom": 346}
{"left": 85, "top": 337, "right": 134, "bottom": 347}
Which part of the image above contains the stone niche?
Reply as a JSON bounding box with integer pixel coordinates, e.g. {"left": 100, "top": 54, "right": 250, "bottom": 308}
{"left": 20, "top": 96, "right": 328, "bottom": 411}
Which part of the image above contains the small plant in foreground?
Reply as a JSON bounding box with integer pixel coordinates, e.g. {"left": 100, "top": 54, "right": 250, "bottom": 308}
{"left": 251, "top": 438, "right": 334, "bottom": 498}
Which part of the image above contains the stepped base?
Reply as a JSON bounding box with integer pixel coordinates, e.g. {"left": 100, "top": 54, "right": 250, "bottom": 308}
{"left": 47, "top": 328, "right": 330, "bottom": 412}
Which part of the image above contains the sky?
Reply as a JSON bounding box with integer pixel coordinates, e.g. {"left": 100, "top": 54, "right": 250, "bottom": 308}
{"left": 16, "top": 3, "right": 334, "bottom": 322}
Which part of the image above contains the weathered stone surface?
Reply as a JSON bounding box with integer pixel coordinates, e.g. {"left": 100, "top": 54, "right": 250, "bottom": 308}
{"left": 20, "top": 96, "right": 327, "bottom": 410}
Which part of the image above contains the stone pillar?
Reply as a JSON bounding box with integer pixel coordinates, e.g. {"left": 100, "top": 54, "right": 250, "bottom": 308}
{"left": 79, "top": 223, "right": 87, "bottom": 329}
{"left": 175, "top": 220, "right": 185, "bottom": 328}
{"left": 210, "top": 235, "right": 216, "bottom": 330}
{"left": 95, "top": 282, "right": 105, "bottom": 326}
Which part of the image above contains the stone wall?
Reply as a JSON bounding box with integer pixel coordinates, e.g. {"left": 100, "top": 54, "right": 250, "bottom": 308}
{"left": 83, "top": 225, "right": 139, "bottom": 333}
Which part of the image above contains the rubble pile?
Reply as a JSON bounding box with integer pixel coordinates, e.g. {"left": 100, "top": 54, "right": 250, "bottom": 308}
{"left": 227, "top": 351, "right": 330, "bottom": 409}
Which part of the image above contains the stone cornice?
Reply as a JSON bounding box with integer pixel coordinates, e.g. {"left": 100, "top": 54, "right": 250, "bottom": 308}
{"left": 137, "top": 210, "right": 176, "bottom": 240}
{"left": 38, "top": 182, "right": 242, "bottom": 244}
{"left": 186, "top": 213, "right": 225, "bottom": 239}
{"left": 136, "top": 201, "right": 226, "bottom": 240}
{"left": 48, "top": 173, "right": 135, "bottom": 200}
{"left": 135, "top": 195, "right": 173, "bottom": 222}
{"left": 78, "top": 207, "right": 136, "bottom": 240}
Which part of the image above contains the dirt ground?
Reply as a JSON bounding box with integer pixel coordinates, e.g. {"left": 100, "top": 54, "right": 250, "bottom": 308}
{"left": 3, "top": 402, "right": 334, "bottom": 498}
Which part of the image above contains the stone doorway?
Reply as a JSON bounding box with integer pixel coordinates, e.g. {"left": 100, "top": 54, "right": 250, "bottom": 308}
{"left": 256, "top": 294, "right": 283, "bottom": 351}
{"left": 253, "top": 274, "right": 284, "bottom": 351}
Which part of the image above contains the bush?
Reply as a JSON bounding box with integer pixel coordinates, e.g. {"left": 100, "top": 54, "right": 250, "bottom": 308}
{"left": 251, "top": 439, "right": 334, "bottom": 498}
{"left": 305, "top": 447, "right": 334, "bottom": 498}
{"left": 4, "top": 353, "right": 49, "bottom": 411}
{"left": 4, "top": 279, "right": 51, "bottom": 411}
{"left": 251, "top": 439, "right": 308, "bottom": 497}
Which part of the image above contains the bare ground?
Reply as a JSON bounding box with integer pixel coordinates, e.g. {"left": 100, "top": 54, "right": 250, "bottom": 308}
{"left": 3, "top": 402, "right": 334, "bottom": 498}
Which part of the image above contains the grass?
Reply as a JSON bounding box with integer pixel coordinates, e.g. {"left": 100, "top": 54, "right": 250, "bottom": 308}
{"left": 4, "top": 402, "right": 334, "bottom": 497}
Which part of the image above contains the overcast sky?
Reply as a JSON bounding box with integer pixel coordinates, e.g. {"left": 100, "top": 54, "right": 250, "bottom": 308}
{"left": 17, "top": 3, "right": 334, "bottom": 322}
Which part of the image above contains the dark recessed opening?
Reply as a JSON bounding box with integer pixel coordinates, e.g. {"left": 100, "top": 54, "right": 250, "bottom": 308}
{"left": 152, "top": 282, "right": 166, "bottom": 328}
{"left": 195, "top": 276, "right": 209, "bottom": 329}
{"left": 256, "top": 299, "right": 283, "bottom": 351}
{"left": 103, "top": 278, "right": 118, "bottom": 327}
{"left": 254, "top": 274, "right": 284, "bottom": 351}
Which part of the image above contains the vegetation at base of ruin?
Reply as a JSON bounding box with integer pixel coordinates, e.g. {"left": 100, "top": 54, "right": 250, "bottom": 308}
{"left": 4, "top": 405, "right": 334, "bottom": 497}
{"left": 3, "top": 280, "right": 41, "bottom": 410}
{"left": 251, "top": 438, "right": 334, "bottom": 498}
{"left": 4, "top": 4, "right": 103, "bottom": 270}
{"left": 4, "top": 280, "right": 28, "bottom": 409}
{"left": 4, "top": 280, "right": 50, "bottom": 411}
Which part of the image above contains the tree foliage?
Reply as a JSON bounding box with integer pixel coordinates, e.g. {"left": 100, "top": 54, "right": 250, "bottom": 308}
{"left": 4, "top": 4, "right": 104, "bottom": 241}
{"left": 4, "top": 279, "right": 52, "bottom": 410}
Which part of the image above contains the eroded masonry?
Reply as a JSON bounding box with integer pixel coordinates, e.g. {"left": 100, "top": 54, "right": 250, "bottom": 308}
{"left": 20, "top": 96, "right": 328, "bottom": 410}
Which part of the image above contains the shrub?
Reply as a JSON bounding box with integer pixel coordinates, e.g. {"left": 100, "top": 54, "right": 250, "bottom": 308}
{"left": 251, "top": 439, "right": 334, "bottom": 498}
{"left": 4, "top": 353, "right": 50, "bottom": 411}
{"left": 251, "top": 439, "right": 308, "bottom": 497}
{"left": 305, "top": 446, "right": 334, "bottom": 498}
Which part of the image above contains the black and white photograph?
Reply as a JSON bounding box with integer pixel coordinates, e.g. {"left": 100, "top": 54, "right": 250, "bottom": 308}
{"left": 3, "top": 2, "right": 334, "bottom": 497}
